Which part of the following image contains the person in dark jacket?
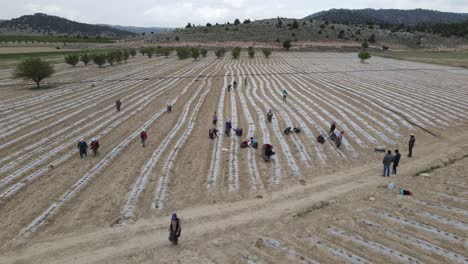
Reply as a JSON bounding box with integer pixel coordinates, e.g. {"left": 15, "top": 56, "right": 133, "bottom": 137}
{"left": 225, "top": 119, "right": 232, "bottom": 136}
{"left": 382, "top": 150, "right": 394, "bottom": 177}
{"left": 267, "top": 110, "right": 273, "bottom": 123}
{"left": 284, "top": 127, "right": 293, "bottom": 135}
{"left": 227, "top": 84, "right": 232, "bottom": 93}
{"left": 140, "top": 130, "right": 148, "bottom": 147}
{"left": 167, "top": 103, "right": 172, "bottom": 113}
{"left": 116, "top": 99, "right": 122, "bottom": 111}
{"left": 408, "top": 134, "right": 415, "bottom": 157}
{"left": 233, "top": 81, "right": 237, "bottom": 89}
{"left": 329, "top": 121, "right": 336, "bottom": 134}
{"left": 392, "top": 149, "right": 401, "bottom": 174}
{"left": 209, "top": 128, "right": 218, "bottom": 139}
{"left": 212, "top": 111, "right": 217, "bottom": 126}
{"left": 282, "top": 89, "right": 288, "bottom": 100}
{"left": 77, "top": 139, "right": 88, "bottom": 158}
{"left": 90, "top": 138, "right": 100, "bottom": 156}
{"left": 169, "top": 213, "right": 182, "bottom": 245}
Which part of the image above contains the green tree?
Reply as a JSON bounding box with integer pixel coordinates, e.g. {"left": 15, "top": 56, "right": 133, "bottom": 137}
{"left": 283, "top": 39, "right": 292, "bottom": 50}
{"left": 176, "top": 47, "right": 191, "bottom": 59}
{"left": 362, "top": 39, "right": 369, "bottom": 49}
{"left": 262, "top": 49, "right": 272, "bottom": 58}
{"left": 368, "top": 34, "right": 377, "bottom": 43}
{"left": 277, "top": 17, "right": 282, "bottom": 28}
{"left": 215, "top": 47, "right": 226, "bottom": 59}
{"left": 231, "top": 47, "right": 241, "bottom": 59}
{"left": 358, "top": 51, "right": 371, "bottom": 63}
{"left": 234, "top": 19, "right": 241, "bottom": 25}
{"left": 206, "top": 23, "right": 212, "bottom": 27}
{"left": 162, "top": 47, "right": 173, "bottom": 57}
{"left": 80, "top": 53, "right": 90, "bottom": 65}
{"left": 201, "top": 48, "right": 208, "bottom": 58}
{"left": 13, "top": 58, "right": 55, "bottom": 88}
{"left": 65, "top": 54, "right": 80, "bottom": 67}
{"left": 107, "top": 52, "right": 116, "bottom": 65}
{"left": 175, "top": 36, "right": 180, "bottom": 41}
{"left": 140, "top": 47, "right": 147, "bottom": 56}
{"left": 191, "top": 47, "right": 200, "bottom": 60}
{"left": 122, "top": 49, "right": 130, "bottom": 62}
{"left": 243, "top": 19, "right": 251, "bottom": 24}
{"left": 291, "top": 20, "right": 299, "bottom": 29}
{"left": 129, "top": 48, "right": 137, "bottom": 58}
{"left": 186, "top": 23, "right": 192, "bottom": 28}
{"left": 92, "top": 54, "right": 106, "bottom": 68}
{"left": 114, "top": 50, "right": 123, "bottom": 64}
{"left": 247, "top": 46, "right": 255, "bottom": 59}
{"left": 146, "top": 47, "right": 155, "bottom": 58}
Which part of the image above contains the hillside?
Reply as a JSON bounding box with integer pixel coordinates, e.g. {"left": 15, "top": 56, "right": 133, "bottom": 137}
{"left": 0, "top": 13, "right": 135, "bottom": 38}
{"left": 102, "top": 24, "right": 173, "bottom": 34}
{"left": 143, "top": 18, "right": 467, "bottom": 49}
{"left": 305, "top": 8, "right": 468, "bottom": 26}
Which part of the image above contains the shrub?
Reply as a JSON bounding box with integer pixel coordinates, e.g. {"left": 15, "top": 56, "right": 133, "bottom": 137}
{"left": 243, "top": 19, "right": 251, "bottom": 24}
{"left": 65, "top": 54, "right": 80, "bottom": 67}
{"left": 231, "top": 47, "right": 241, "bottom": 59}
{"left": 80, "top": 53, "right": 90, "bottom": 65}
{"left": 140, "top": 47, "right": 146, "bottom": 56}
{"left": 262, "top": 49, "right": 272, "bottom": 58}
{"left": 114, "top": 50, "right": 123, "bottom": 64}
{"left": 175, "top": 36, "right": 180, "bottom": 41}
{"left": 129, "top": 48, "right": 137, "bottom": 58}
{"left": 176, "top": 47, "right": 191, "bottom": 59}
{"left": 215, "top": 47, "right": 226, "bottom": 58}
{"left": 123, "top": 49, "right": 130, "bottom": 62}
{"left": 106, "top": 52, "right": 116, "bottom": 65}
{"left": 368, "top": 34, "right": 377, "bottom": 43}
{"left": 146, "top": 47, "right": 155, "bottom": 58}
{"left": 234, "top": 19, "right": 241, "bottom": 25}
{"left": 92, "top": 54, "right": 106, "bottom": 67}
{"left": 291, "top": 20, "right": 299, "bottom": 29}
{"left": 382, "top": 45, "right": 389, "bottom": 51}
{"left": 201, "top": 48, "right": 208, "bottom": 58}
{"left": 191, "top": 47, "right": 200, "bottom": 60}
{"left": 248, "top": 47, "right": 255, "bottom": 59}
{"left": 162, "top": 47, "right": 173, "bottom": 57}
{"left": 206, "top": 23, "right": 212, "bottom": 27}
{"left": 358, "top": 51, "right": 371, "bottom": 63}
{"left": 362, "top": 39, "right": 369, "bottom": 49}
{"left": 13, "top": 58, "right": 55, "bottom": 88}
{"left": 283, "top": 39, "right": 292, "bottom": 50}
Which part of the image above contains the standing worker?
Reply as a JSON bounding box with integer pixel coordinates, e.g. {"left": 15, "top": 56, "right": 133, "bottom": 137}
{"left": 116, "top": 99, "right": 122, "bottom": 112}
{"left": 329, "top": 121, "right": 336, "bottom": 134}
{"left": 233, "top": 81, "right": 237, "bottom": 89}
{"left": 392, "top": 149, "right": 401, "bottom": 174}
{"left": 245, "top": 77, "right": 248, "bottom": 86}
{"left": 169, "top": 213, "right": 182, "bottom": 246}
{"left": 267, "top": 110, "right": 273, "bottom": 123}
{"left": 382, "top": 150, "right": 394, "bottom": 177}
{"left": 77, "top": 139, "right": 88, "bottom": 158}
{"left": 225, "top": 119, "right": 232, "bottom": 137}
{"left": 90, "top": 138, "right": 100, "bottom": 156}
{"left": 408, "top": 133, "right": 415, "bottom": 157}
{"left": 282, "top": 89, "right": 288, "bottom": 100}
{"left": 140, "top": 130, "right": 148, "bottom": 147}
{"left": 227, "top": 84, "right": 232, "bottom": 93}
{"left": 212, "top": 111, "right": 217, "bottom": 126}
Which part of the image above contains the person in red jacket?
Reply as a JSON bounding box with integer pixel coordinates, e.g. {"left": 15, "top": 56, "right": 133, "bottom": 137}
{"left": 140, "top": 130, "right": 148, "bottom": 147}
{"left": 90, "top": 137, "right": 100, "bottom": 156}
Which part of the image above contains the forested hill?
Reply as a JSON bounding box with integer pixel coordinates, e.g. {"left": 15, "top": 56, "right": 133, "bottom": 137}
{"left": 305, "top": 9, "right": 468, "bottom": 25}
{"left": 0, "top": 13, "right": 135, "bottom": 37}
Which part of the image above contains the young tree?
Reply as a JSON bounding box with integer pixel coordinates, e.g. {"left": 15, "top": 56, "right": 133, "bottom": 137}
{"left": 186, "top": 23, "right": 192, "bottom": 28}
{"left": 215, "top": 47, "right": 226, "bottom": 58}
{"left": 129, "top": 48, "right": 137, "bottom": 58}
{"left": 262, "top": 49, "right": 272, "bottom": 58}
{"left": 140, "top": 47, "right": 147, "bottom": 56}
{"left": 358, "top": 50, "right": 371, "bottom": 63}
{"left": 176, "top": 47, "right": 191, "bottom": 59}
{"left": 276, "top": 17, "right": 283, "bottom": 28}
{"left": 114, "top": 50, "right": 123, "bottom": 64}
{"left": 162, "top": 47, "right": 173, "bottom": 57}
{"left": 175, "top": 36, "right": 180, "bottom": 41}
{"left": 92, "top": 54, "right": 106, "bottom": 68}
{"left": 191, "top": 47, "right": 200, "bottom": 60}
{"left": 13, "top": 58, "right": 55, "bottom": 88}
{"left": 291, "top": 20, "right": 299, "bottom": 29}
{"left": 283, "top": 39, "right": 292, "bottom": 50}
{"left": 65, "top": 54, "right": 80, "bottom": 67}
{"left": 206, "top": 23, "right": 212, "bottom": 27}
{"left": 122, "top": 49, "right": 130, "bottom": 62}
{"left": 234, "top": 19, "right": 241, "bottom": 25}
{"left": 107, "top": 52, "right": 116, "bottom": 65}
{"left": 231, "top": 47, "right": 241, "bottom": 59}
{"left": 247, "top": 46, "right": 255, "bottom": 59}
{"left": 80, "top": 53, "right": 90, "bottom": 65}
{"left": 243, "top": 19, "right": 251, "bottom": 24}
{"left": 200, "top": 48, "right": 208, "bottom": 58}
{"left": 362, "top": 39, "right": 369, "bottom": 49}
{"left": 146, "top": 47, "right": 155, "bottom": 58}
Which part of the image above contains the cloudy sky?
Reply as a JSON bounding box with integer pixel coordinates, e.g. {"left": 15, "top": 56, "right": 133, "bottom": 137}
{"left": 1, "top": 0, "right": 467, "bottom": 27}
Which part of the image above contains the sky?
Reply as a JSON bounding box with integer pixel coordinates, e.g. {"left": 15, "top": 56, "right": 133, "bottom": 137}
{"left": 1, "top": 0, "right": 468, "bottom": 27}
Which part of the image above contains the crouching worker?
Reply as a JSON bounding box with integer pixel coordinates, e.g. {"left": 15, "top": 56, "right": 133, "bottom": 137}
{"left": 267, "top": 110, "right": 273, "bottom": 123}
{"left": 169, "top": 213, "right": 182, "bottom": 246}
{"left": 240, "top": 139, "right": 249, "bottom": 148}
{"left": 166, "top": 103, "right": 172, "bottom": 113}
{"left": 293, "top": 127, "right": 301, "bottom": 133}
{"left": 262, "top": 144, "right": 276, "bottom": 161}
{"left": 209, "top": 128, "right": 218, "bottom": 139}
{"left": 335, "top": 131, "right": 344, "bottom": 148}
{"left": 317, "top": 134, "right": 325, "bottom": 144}
{"left": 248, "top": 137, "right": 258, "bottom": 149}
{"left": 90, "top": 137, "right": 100, "bottom": 156}
{"left": 233, "top": 128, "right": 243, "bottom": 137}
{"left": 284, "top": 127, "right": 293, "bottom": 135}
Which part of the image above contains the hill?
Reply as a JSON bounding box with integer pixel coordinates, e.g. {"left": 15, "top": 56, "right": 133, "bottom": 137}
{"left": 101, "top": 24, "right": 173, "bottom": 34}
{"left": 0, "top": 13, "right": 135, "bottom": 38}
{"left": 305, "top": 8, "right": 468, "bottom": 26}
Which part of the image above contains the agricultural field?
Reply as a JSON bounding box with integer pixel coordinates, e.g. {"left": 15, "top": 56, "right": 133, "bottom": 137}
{"left": 0, "top": 51, "right": 467, "bottom": 263}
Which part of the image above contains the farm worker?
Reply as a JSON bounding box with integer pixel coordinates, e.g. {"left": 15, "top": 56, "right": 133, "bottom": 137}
{"left": 263, "top": 144, "right": 276, "bottom": 160}
{"left": 225, "top": 119, "right": 232, "bottom": 136}
{"left": 284, "top": 127, "right": 293, "bottom": 135}
{"left": 293, "top": 127, "right": 301, "bottom": 134}
{"left": 392, "top": 149, "right": 401, "bottom": 174}
{"left": 335, "top": 131, "right": 344, "bottom": 148}
{"left": 282, "top": 89, "right": 288, "bottom": 100}
{"left": 116, "top": 99, "right": 122, "bottom": 111}
{"left": 169, "top": 213, "right": 182, "bottom": 246}
{"left": 329, "top": 121, "right": 336, "bottom": 134}
{"left": 233, "top": 81, "right": 237, "bottom": 89}
{"left": 167, "top": 103, "right": 172, "bottom": 113}
{"left": 209, "top": 128, "right": 218, "bottom": 139}
{"left": 382, "top": 150, "right": 394, "bottom": 177}
{"left": 317, "top": 134, "right": 325, "bottom": 144}
{"left": 267, "top": 110, "right": 273, "bottom": 123}
{"left": 233, "top": 128, "right": 243, "bottom": 137}
{"left": 90, "top": 138, "right": 100, "bottom": 156}
{"left": 140, "top": 130, "right": 148, "bottom": 147}
{"left": 245, "top": 77, "right": 248, "bottom": 86}
{"left": 212, "top": 112, "right": 217, "bottom": 126}
{"left": 408, "top": 134, "right": 415, "bottom": 157}
{"left": 77, "top": 139, "right": 88, "bottom": 158}
{"left": 227, "top": 84, "right": 232, "bottom": 93}
{"left": 248, "top": 137, "right": 258, "bottom": 148}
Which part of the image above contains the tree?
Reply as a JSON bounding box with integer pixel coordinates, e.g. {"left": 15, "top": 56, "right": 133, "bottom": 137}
{"left": 243, "top": 19, "right": 251, "bottom": 24}
{"left": 234, "top": 19, "right": 241, "bottom": 25}
{"left": 283, "top": 39, "right": 292, "bottom": 50}
{"left": 201, "top": 48, "right": 208, "bottom": 58}
{"left": 80, "top": 54, "right": 90, "bottom": 65}
{"left": 114, "top": 50, "right": 123, "bottom": 64}
{"left": 106, "top": 52, "right": 115, "bottom": 65}
{"left": 123, "top": 49, "right": 130, "bottom": 62}
{"left": 231, "top": 47, "right": 241, "bottom": 59}
{"left": 146, "top": 47, "right": 155, "bottom": 58}
{"left": 338, "top": 30, "right": 345, "bottom": 39}
{"left": 140, "top": 47, "right": 146, "bottom": 56}
{"left": 358, "top": 51, "right": 371, "bottom": 63}
{"left": 129, "top": 48, "right": 137, "bottom": 58}
{"left": 162, "top": 47, "right": 173, "bottom": 57}
{"left": 368, "top": 34, "right": 377, "bottom": 43}
{"left": 186, "top": 23, "right": 192, "bottom": 28}
{"left": 206, "top": 23, "right": 212, "bottom": 27}
{"left": 175, "top": 36, "right": 180, "bottom": 41}
{"left": 277, "top": 17, "right": 282, "bottom": 28}
{"left": 176, "top": 47, "right": 191, "bottom": 59}
{"left": 362, "top": 39, "right": 369, "bottom": 49}
{"left": 65, "top": 54, "right": 80, "bottom": 67}
{"left": 191, "top": 47, "right": 200, "bottom": 60}
{"left": 215, "top": 48, "right": 226, "bottom": 58}
{"left": 248, "top": 46, "right": 255, "bottom": 59}
{"left": 262, "top": 49, "right": 272, "bottom": 58}
{"left": 291, "top": 20, "right": 299, "bottom": 29}
{"left": 92, "top": 54, "right": 106, "bottom": 68}
{"left": 13, "top": 58, "right": 55, "bottom": 88}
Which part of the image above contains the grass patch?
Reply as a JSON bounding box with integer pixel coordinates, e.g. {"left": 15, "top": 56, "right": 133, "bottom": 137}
{"left": 0, "top": 35, "right": 115, "bottom": 44}
{"left": 373, "top": 50, "right": 468, "bottom": 68}
{"left": 293, "top": 201, "right": 331, "bottom": 218}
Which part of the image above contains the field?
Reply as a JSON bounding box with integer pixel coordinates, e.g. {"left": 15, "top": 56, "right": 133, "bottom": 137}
{"left": 0, "top": 35, "right": 114, "bottom": 43}
{"left": 0, "top": 52, "right": 467, "bottom": 263}
{"left": 373, "top": 50, "right": 468, "bottom": 68}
